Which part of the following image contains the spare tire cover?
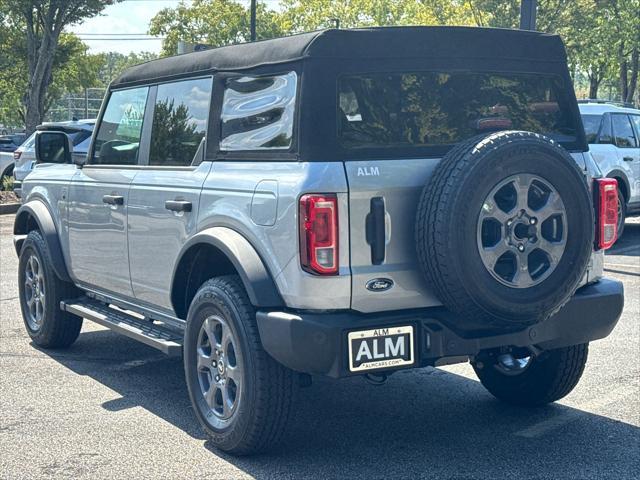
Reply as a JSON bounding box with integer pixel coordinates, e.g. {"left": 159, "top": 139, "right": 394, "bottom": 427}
{"left": 415, "top": 131, "right": 593, "bottom": 329}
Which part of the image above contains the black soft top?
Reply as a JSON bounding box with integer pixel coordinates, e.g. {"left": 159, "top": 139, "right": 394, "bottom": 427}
{"left": 112, "top": 26, "right": 567, "bottom": 88}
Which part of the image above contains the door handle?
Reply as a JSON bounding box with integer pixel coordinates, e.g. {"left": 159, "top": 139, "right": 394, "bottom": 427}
{"left": 165, "top": 200, "right": 192, "bottom": 212}
{"left": 366, "top": 197, "right": 386, "bottom": 265}
{"left": 102, "top": 194, "right": 124, "bottom": 205}
{"left": 623, "top": 156, "right": 634, "bottom": 162}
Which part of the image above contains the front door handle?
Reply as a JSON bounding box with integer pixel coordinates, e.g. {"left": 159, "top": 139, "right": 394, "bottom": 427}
{"left": 102, "top": 194, "right": 124, "bottom": 205}
{"left": 623, "top": 156, "right": 634, "bottom": 162}
{"left": 165, "top": 200, "right": 192, "bottom": 212}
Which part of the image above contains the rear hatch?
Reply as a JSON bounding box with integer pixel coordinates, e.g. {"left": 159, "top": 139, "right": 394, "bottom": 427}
{"left": 341, "top": 70, "right": 587, "bottom": 312}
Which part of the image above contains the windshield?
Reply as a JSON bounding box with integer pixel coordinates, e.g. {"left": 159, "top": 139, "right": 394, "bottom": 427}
{"left": 338, "top": 71, "right": 580, "bottom": 150}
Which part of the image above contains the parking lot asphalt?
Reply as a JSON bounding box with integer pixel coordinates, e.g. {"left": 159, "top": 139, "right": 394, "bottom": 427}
{"left": 0, "top": 213, "right": 638, "bottom": 480}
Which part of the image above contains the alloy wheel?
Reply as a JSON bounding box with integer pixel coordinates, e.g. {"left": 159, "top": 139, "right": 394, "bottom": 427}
{"left": 196, "top": 314, "right": 243, "bottom": 421}
{"left": 477, "top": 173, "right": 567, "bottom": 288}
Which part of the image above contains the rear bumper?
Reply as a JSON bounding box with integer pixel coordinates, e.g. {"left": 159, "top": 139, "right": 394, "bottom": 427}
{"left": 256, "top": 278, "right": 624, "bottom": 378}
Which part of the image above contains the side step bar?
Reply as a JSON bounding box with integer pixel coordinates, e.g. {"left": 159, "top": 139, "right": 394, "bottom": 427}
{"left": 61, "top": 298, "right": 183, "bottom": 356}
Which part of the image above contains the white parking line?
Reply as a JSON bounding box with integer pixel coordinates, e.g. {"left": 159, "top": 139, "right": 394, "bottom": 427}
{"left": 514, "top": 385, "right": 637, "bottom": 438}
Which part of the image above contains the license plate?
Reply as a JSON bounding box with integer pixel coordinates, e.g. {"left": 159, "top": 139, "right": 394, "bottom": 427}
{"left": 348, "top": 325, "right": 414, "bottom": 372}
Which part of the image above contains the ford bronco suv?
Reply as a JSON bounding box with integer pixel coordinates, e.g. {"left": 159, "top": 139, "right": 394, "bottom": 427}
{"left": 14, "top": 27, "right": 624, "bottom": 455}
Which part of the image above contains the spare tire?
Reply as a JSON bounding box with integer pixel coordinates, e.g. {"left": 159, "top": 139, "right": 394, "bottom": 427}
{"left": 416, "top": 131, "right": 593, "bottom": 330}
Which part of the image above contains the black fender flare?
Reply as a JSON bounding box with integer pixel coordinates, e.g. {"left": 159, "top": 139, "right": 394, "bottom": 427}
{"left": 606, "top": 169, "right": 631, "bottom": 202}
{"left": 171, "top": 226, "right": 283, "bottom": 310}
{"left": 13, "top": 200, "right": 72, "bottom": 283}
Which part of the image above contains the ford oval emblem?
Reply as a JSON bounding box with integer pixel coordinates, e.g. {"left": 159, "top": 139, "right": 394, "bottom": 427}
{"left": 366, "top": 278, "right": 394, "bottom": 292}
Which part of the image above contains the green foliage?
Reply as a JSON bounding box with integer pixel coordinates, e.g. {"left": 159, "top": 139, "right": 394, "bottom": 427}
{"left": 149, "top": 0, "right": 285, "bottom": 56}
{"left": 1, "top": 174, "right": 15, "bottom": 192}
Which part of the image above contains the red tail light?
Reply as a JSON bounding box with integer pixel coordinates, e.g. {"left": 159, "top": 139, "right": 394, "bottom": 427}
{"left": 595, "top": 178, "right": 618, "bottom": 250}
{"left": 13, "top": 151, "right": 21, "bottom": 160}
{"left": 299, "top": 194, "right": 338, "bottom": 275}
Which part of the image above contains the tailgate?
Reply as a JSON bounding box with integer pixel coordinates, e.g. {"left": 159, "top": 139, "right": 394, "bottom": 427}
{"left": 345, "top": 159, "right": 443, "bottom": 313}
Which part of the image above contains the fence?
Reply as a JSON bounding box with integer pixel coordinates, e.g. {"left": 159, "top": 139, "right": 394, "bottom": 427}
{"left": 45, "top": 88, "right": 106, "bottom": 122}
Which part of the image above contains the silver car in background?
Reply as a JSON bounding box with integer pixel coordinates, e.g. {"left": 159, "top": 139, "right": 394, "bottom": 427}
{"left": 13, "top": 119, "right": 94, "bottom": 197}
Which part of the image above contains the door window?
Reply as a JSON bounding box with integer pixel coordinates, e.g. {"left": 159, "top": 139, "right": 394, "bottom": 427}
{"left": 92, "top": 87, "right": 149, "bottom": 165}
{"left": 630, "top": 115, "right": 640, "bottom": 139}
{"left": 149, "top": 78, "right": 212, "bottom": 166}
{"left": 581, "top": 114, "right": 602, "bottom": 143}
{"left": 220, "top": 71, "right": 297, "bottom": 151}
{"left": 611, "top": 114, "right": 638, "bottom": 148}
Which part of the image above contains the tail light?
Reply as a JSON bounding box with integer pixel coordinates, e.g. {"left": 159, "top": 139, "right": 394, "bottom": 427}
{"left": 595, "top": 178, "right": 618, "bottom": 250}
{"left": 13, "top": 151, "right": 21, "bottom": 160}
{"left": 299, "top": 194, "right": 338, "bottom": 275}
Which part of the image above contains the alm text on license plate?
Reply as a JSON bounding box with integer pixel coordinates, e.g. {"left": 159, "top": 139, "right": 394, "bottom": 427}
{"left": 348, "top": 325, "right": 414, "bottom": 372}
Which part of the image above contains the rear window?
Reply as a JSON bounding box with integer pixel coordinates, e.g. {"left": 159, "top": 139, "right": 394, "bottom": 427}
{"left": 338, "top": 72, "right": 579, "bottom": 151}
{"left": 581, "top": 114, "right": 602, "bottom": 143}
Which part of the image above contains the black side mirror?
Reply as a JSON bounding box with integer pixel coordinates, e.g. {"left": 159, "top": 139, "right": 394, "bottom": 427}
{"left": 35, "top": 131, "right": 73, "bottom": 164}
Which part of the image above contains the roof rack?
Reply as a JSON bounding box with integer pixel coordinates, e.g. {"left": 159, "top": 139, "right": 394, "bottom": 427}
{"left": 578, "top": 99, "right": 637, "bottom": 108}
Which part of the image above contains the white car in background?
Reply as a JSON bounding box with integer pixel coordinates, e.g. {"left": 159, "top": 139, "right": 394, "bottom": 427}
{"left": 13, "top": 119, "right": 95, "bottom": 198}
{"left": 579, "top": 102, "right": 640, "bottom": 237}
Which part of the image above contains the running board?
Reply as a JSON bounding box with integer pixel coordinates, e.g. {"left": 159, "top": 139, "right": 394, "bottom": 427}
{"left": 61, "top": 298, "right": 183, "bottom": 356}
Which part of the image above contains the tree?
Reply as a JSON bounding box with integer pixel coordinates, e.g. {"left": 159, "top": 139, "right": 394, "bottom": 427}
{"left": 3, "top": 1, "right": 121, "bottom": 134}
{"left": 99, "top": 51, "right": 159, "bottom": 85}
{"left": 149, "top": 0, "right": 284, "bottom": 56}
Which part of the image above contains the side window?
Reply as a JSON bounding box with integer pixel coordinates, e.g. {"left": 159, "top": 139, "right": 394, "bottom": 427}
{"left": 220, "top": 71, "right": 297, "bottom": 151}
{"left": 92, "top": 87, "right": 149, "bottom": 165}
{"left": 611, "top": 114, "right": 638, "bottom": 148}
{"left": 631, "top": 115, "right": 640, "bottom": 140}
{"left": 149, "top": 78, "right": 212, "bottom": 166}
{"left": 581, "top": 114, "right": 603, "bottom": 143}
{"left": 597, "top": 113, "right": 613, "bottom": 144}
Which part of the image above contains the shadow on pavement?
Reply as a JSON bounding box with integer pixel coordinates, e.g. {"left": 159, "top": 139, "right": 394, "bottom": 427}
{"left": 608, "top": 223, "right": 640, "bottom": 257}
{"left": 42, "top": 328, "right": 639, "bottom": 479}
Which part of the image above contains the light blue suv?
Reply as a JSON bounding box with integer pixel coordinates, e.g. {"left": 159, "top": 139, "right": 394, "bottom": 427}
{"left": 12, "top": 27, "right": 624, "bottom": 455}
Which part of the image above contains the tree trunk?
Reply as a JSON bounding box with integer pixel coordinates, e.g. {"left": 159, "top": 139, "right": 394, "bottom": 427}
{"left": 626, "top": 47, "right": 639, "bottom": 105}
{"left": 619, "top": 42, "right": 628, "bottom": 103}
{"left": 589, "top": 76, "right": 600, "bottom": 99}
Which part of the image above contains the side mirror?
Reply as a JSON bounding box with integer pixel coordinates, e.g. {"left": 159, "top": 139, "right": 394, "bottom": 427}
{"left": 35, "top": 131, "right": 73, "bottom": 164}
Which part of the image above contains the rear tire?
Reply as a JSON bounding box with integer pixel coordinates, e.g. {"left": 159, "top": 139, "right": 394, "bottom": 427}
{"left": 184, "top": 275, "right": 296, "bottom": 455}
{"left": 616, "top": 189, "right": 626, "bottom": 240}
{"left": 473, "top": 344, "right": 588, "bottom": 406}
{"left": 18, "top": 230, "right": 82, "bottom": 348}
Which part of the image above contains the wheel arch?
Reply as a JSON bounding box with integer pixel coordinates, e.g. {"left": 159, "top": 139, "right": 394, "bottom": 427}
{"left": 13, "top": 201, "right": 72, "bottom": 283}
{"left": 170, "top": 227, "right": 283, "bottom": 319}
{"left": 606, "top": 169, "right": 630, "bottom": 202}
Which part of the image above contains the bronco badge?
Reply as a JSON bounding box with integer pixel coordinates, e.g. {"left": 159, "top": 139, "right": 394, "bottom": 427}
{"left": 366, "top": 278, "right": 394, "bottom": 292}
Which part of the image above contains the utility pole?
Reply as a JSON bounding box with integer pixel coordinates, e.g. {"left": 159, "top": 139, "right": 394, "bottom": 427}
{"left": 519, "top": 0, "right": 537, "bottom": 30}
{"left": 250, "top": 0, "right": 257, "bottom": 42}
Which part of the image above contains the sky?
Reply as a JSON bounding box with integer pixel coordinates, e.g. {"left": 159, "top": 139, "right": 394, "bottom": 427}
{"left": 70, "top": 0, "right": 281, "bottom": 55}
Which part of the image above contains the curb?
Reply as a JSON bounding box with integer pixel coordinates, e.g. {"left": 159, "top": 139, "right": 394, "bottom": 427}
{"left": 0, "top": 203, "right": 20, "bottom": 215}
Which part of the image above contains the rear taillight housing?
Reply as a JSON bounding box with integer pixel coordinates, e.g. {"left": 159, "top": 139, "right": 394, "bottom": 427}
{"left": 299, "top": 194, "right": 338, "bottom": 275}
{"left": 595, "top": 178, "right": 618, "bottom": 250}
{"left": 13, "top": 151, "right": 21, "bottom": 160}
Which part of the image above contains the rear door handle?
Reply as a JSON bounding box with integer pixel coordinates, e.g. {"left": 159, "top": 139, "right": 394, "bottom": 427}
{"left": 165, "top": 200, "right": 192, "bottom": 212}
{"left": 366, "top": 197, "right": 386, "bottom": 265}
{"left": 102, "top": 194, "right": 124, "bottom": 205}
{"left": 623, "top": 156, "right": 634, "bottom": 162}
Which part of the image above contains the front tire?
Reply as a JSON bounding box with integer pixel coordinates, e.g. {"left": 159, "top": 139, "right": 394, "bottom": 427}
{"left": 473, "top": 344, "right": 588, "bottom": 406}
{"left": 18, "top": 230, "right": 82, "bottom": 348}
{"left": 184, "top": 276, "right": 296, "bottom": 455}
